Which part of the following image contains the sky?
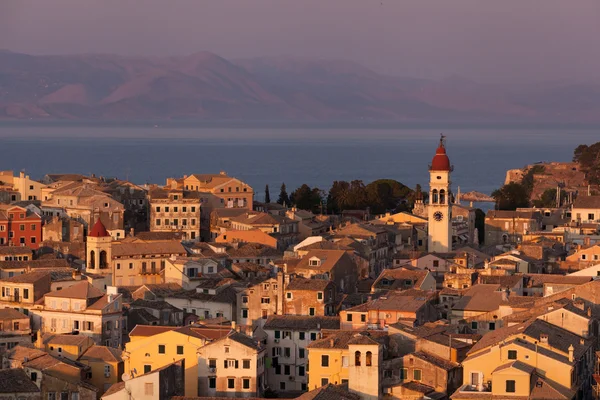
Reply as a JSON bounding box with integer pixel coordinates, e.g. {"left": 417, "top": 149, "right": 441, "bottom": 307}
{"left": 1, "top": 0, "right": 599, "bottom": 83}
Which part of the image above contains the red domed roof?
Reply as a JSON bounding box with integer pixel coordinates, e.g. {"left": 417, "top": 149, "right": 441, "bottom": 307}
{"left": 430, "top": 138, "right": 451, "bottom": 171}
{"left": 89, "top": 219, "right": 109, "bottom": 237}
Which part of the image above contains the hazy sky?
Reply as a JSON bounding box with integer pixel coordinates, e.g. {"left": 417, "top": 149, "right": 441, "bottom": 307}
{"left": 1, "top": 0, "right": 599, "bottom": 83}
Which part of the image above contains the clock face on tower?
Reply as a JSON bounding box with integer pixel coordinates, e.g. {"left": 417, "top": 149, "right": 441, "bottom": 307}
{"left": 433, "top": 211, "right": 444, "bottom": 221}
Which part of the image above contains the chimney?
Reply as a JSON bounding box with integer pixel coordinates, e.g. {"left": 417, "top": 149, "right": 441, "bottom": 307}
{"left": 35, "top": 332, "right": 44, "bottom": 350}
{"left": 580, "top": 338, "right": 585, "bottom": 345}
{"left": 568, "top": 344, "right": 574, "bottom": 362}
{"left": 540, "top": 333, "right": 548, "bottom": 344}
{"left": 588, "top": 307, "right": 592, "bottom": 317}
{"left": 231, "top": 321, "right": 236, "bottom": 331}
{"left": 584, "top": 237, "right": 591, "bottom": 247}
{"left": 329, "top": 338, "right": 335, "bottom": 347}
{"left": 130, "top": 228, "right": 135, "bottom": 237}
{"left": 72, "top": 270, "right": 81, "bottom": 281}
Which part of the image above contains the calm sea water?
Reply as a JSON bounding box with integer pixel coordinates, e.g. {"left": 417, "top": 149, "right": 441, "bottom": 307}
{"left": 0, "top": 126, "right": 597, "bottom": 203}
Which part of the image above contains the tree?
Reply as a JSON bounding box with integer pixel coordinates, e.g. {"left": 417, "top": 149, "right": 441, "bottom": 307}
{"left": 327, "top": 181, "right": 351, "bottom": 213}
{"left": 290, "top": 184, "right": 323, "bottom": 212}
{"left": 532, "top": 188, "right": 569, "bottom": 208}
{"left": 365, "top": 179, "right": 414, "bottom": 214}
{"left": 475, "top": 208, "right": 485, "bottom": 244}
{"left": 264, "top": 185, "right": 271, "bottom": 203}
{"left": 277, "top": 183, "right": 290, "bottom": 206}
{"left": 492, "top": 182, "right": 530, "bottom": 210}
{"left": 573, "top": 141, "right": 600, "bottom": 185}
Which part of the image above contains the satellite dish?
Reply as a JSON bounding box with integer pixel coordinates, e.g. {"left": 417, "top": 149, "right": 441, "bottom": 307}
{"left": 121, "top": 373, "right": 131, "bottom": 381}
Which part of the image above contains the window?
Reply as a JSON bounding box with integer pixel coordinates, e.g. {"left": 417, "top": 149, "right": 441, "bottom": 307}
{"left": 309, "top": 307, "right": 315, "bottom": 316}
{"left": 361, "top": 314, "right": 366, "bottom": 322}
{"left": 280, "top": 382, "right": 286, "bottom": 390}
{"left": 366, "top": 351, "right": 372, "bottom": 366}
{"left": 228, "top": 378, "right": 235, "bottom": 389}
{"left": 261, "top": 297, "right": 270, "bottom": 304}
{"left": 589, "top": 213, "right": 595, "bottom": 221}
{"left": 299, "top": 332, "right": 306, "bottom": 340}
{"left": 413, "top": 369, "right": 422, "bottom": 381}
{"left": 346, "top": 314, "right": 353, "bottom": 322}
{"left": 317, "top": 292, "right": 323, "bottom": 300}
{"left": 31, "top": 237, "right": 36, "bottom": 244}
{"left": 342, "top": 356, "right": 348, "bottom": 367}
{"left": 284, "top": 347, "right": 291, "bottom": 358}
{"left": 284, "top": 365, "right": 291, "bottom": 375}
{"left": 19, "top": 224, "right": 25, "bottom": 231}
{"left": 209, "top": 377, "right": 216, "bottom": 389}
{"left": 104, "top": 365, "right": 111, "bottom": 376}
{"left": 299, "top": 366, "right": 305, "bottom": 376}
{"left": 471, "top": 321, "right": 478, "bottom": 330}
{"left": 145, "top": 383, "right": 154, "bottom": 396}
{"left": 243, "top": 359, "right": 251, "bottom": 369}
{"left": 30, "top": 371, "right": 37, "bottom": 381}
{"left": 310, "top": 332, "right": 317, "bottom": 341}
{"left": 129, "top": 263, "right": 133, "bottom": 269}
{"left": 508, "top": 350, "right": 517, "bottom": 360}
{"left": 506, "top": 380, "right": 516, "bottom": 393}
{"left": 177, "top": 345, "right": 184, "bottom": 355}
{"left": 286, "top": 292, "right": 292, "bottom": 299}
{"left": 48, "top": 394, "right": 56, "bottom": 400}
{"left": 355, "top": 351, "right": 361, "bottom": 366}
{"left": 433, "top": 260, "right": 439, "bottom": 267}
{"left": 400, "top": 368, "right": 408, "bottom": 380}
{"left": 321, "top": 355, "right": 329, "bottom": 367}
{"left": 23, "top": 288, "right": 29, "bottom": 299}
{"left": 489, "top": 322, "right": 496, "bottom": 331}
{"left": 158, "top": 344, "right": 165, "bottom": 354}
{"left": 321, "top": 378, "right": 329, "bottom": 386}
{"left": 243, "top": 378, "right": 250, "bottom": 389}
{"left": 299, "top": 348, "right": 305, "bottom": 358}
{"left": 242, "top": 309, "right": 248, "bottom": 318}
{"left": 144, "top": 365, "right": 151, "bottom": 373}
{"left": 155, "top": 219, "right": 161, "bottom": 226}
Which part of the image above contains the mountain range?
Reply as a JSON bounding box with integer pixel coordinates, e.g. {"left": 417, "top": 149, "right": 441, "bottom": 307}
{"left": 1, "top": 50, "right": 599, "bottom": 123}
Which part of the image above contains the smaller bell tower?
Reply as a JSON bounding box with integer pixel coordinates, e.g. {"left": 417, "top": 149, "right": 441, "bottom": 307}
{"left": 86, "top": 219, "right": 112, "bottom": 276}
{"left": 428, "top": 135, "right": 453, "bottom": 253}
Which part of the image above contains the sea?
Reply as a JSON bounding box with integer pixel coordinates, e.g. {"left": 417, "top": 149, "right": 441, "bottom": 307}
{"left": 0, "top": 124, "right": 598, "bottom": 206}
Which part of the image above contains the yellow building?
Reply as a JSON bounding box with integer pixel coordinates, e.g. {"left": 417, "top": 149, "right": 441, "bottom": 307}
{"left": 123, "top": 324, "right": 231, "bottom": 397}
{"left": 452, "top": 318, "right": 593, "bottom": 399}
{"left": 80, "top": 345, "right": 124, "bottom": 397}
{"left": 306, "top": 330, "right": 387, "bottom": 390}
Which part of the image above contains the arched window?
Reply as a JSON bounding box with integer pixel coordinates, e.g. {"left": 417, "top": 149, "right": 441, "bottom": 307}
{"left": 89, "top": 250, "right": 95, "bottom": 269}
{"left": 432, "top": 189, "right": 438, "bottom": 204}
{"left": 99, "top": 251, "right": 107, "bottom": 269}
{"left": 355, "top": 351, "right": 361, "bottom": 366}
{"left": 439, "top": 189, "right": 446, "bottom": 204}
{"left": 366, "top": 351, "right": 372, "bottom": 366}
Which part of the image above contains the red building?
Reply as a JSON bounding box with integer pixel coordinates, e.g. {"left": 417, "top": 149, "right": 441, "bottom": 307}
{"left": 0, "top": 205, "right": 43, "bottom": 249}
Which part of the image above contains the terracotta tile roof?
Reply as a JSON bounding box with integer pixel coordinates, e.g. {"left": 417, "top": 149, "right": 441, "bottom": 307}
{"left": 264, "top": 315, "right": 340, "bottom": 331}
{"left": 345, "top": 290, "right": 432, "bottom": 313}
{"left": 209, "top": 331, "right": 262, "bottom": 350}
{"left": 130, "top": 299, "right": 182, "bottom": 311}
{"left": 148, "top": 188, "right": 202, "bottom": 200}
{"left": 45, "top": 281, "right": 104, "bottom": 300}
{"left": 410, "top": 351, "right": 459, "bottom": 370}
{"left": 4, "top": 345, "right": 47, "bottom": 362}
{"left": 1, "top": 270, "right": 50, "bottom": 284}
{"left": 44, "top": 334, "right": 90, "bottom": 346}
{"left": 296, "top": 383, "right": 360, "bottom": 400}
{"left": 529, "top": 374, "right": 576, "bottom": 399}
{"left": 0, "top": 369, "right": 40, "bottom": 393}
{"left": 372, "top": 269, "right": 431, "bottom": 290}
{"left": 129, "top": 325, "right": 177, "bottom": 337}
{"left": 295, "top": 249, "right": 350, "bottom": 272}
{"left": 103, "top": 381, "right": 126, "bottom": 397}
{"left": 0, "top": 258, "right": 70, "bottom": 270}
{"left": 111, "top": 239, "right": 186, "bottom": 257}
{"left": 80, "top": 345, "right": 123, "bottom": 363}
{"left": 0, "top": 307, "right": 28, "bottom": 320}
{"left": 286, "top": 277, "right": 332, "bottom": 291}
{"left": 308, "top": 330, "right": 388, "bottom": 349}
{"left": 493, "top": 360, "right": 535, "bottom": 374}
{"left": 227, "top": 243, "right": 282, "bottom": 258}
{"left": 525, "top": 274, "right": 592, "bottom": 287}
{"left": 128, "top": 308, "right": 159, "bottom": 323}
{"left": 0, "top": 246, "right": 32, "bottom": 255}
{"left": 133, "top": 231, "right": 184, "bottom": 241}
{"left": 573, "top": 195, "right": 600, "bottom": 209}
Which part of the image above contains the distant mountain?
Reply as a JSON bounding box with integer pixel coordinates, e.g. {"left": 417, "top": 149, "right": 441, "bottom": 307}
{"left": 1, "top": 50, "right": 599, "bottom": 122}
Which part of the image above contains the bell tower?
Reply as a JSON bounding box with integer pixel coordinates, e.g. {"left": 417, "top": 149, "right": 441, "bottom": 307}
{"left": 428, "top": 135, "right": 452, "bottom": 252}
{"left": 86, "top": 218, "right": 112, "bottom": 277}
